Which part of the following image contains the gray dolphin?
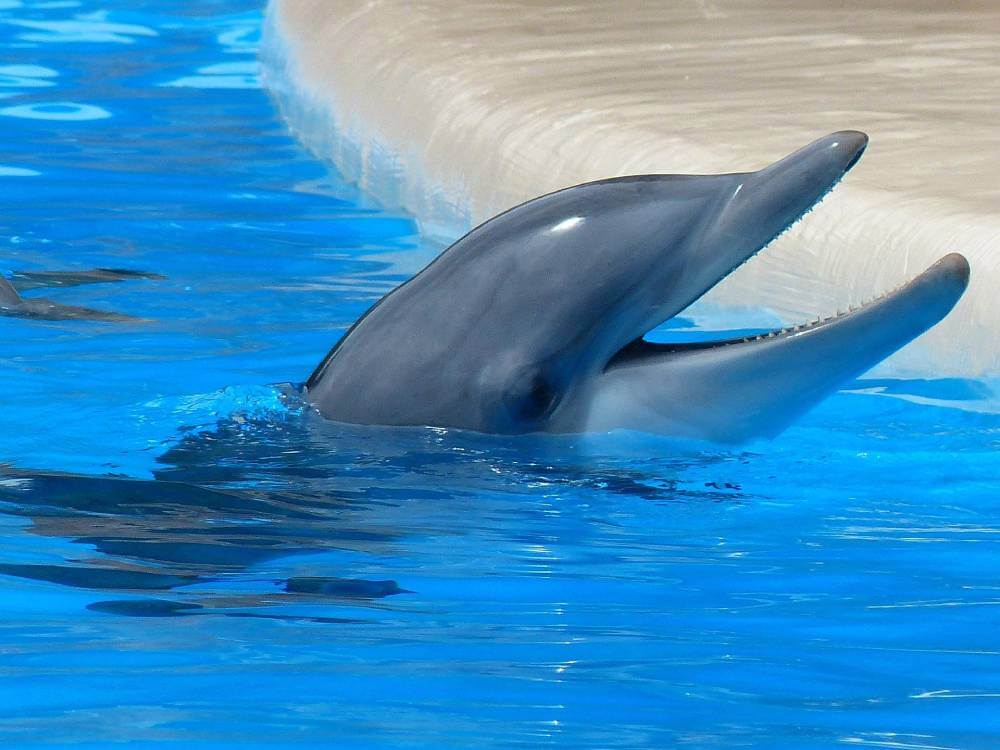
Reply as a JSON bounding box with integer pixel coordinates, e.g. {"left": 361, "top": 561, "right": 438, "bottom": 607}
{"left": 0, "top": 273, "right": 146, "bottom": 322}
{"left": 8, "top": 267, "right": 164, "bottom": 292}
{"left": 305, "top": 132, "right": 969, "bottom": 442}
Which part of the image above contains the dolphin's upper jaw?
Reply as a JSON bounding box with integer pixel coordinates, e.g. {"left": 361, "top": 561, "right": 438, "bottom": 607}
{"left": 712, "top": 131, "right": 868, "bottom": 286}
{"left": 601, "top": 131, "right": 871, "bottom": 377}
{"left": 617, "top": 131, "right": 871, "bottom": 360}
{"left": 707, "top": 131, "right": 867, "bottom": 262}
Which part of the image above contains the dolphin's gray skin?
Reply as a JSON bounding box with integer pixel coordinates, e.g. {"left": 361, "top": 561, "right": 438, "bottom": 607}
{"left": 8, "top": 267, "right": 164, "bottom": 292}
{"left": 305, "top": 132, "right": 970, "bottom": 442}
{"left": 0, "top": 273, "right": 146, "bottom": 322}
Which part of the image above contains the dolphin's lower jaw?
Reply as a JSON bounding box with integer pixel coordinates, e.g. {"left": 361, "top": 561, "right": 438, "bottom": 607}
{"left": 582, "top": 253, "right": 970, "bottom": 442}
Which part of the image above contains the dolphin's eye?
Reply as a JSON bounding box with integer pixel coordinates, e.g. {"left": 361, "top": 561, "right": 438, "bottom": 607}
{"left": 504, "top": 371, "right": 559, "bottom": 424}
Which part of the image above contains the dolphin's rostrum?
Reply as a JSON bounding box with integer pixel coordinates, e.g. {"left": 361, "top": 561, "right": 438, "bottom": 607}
{"left": 305, "top": 132, "right": 969, "bottom": 441}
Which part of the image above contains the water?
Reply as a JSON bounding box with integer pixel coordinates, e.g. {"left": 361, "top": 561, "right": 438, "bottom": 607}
{"left": 0, "top": 2, "right": 998, "bottom": 748}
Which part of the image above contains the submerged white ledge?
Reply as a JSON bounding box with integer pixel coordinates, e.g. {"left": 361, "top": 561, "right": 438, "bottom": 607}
{"left": 261, "top": 0, "right": 1000, "bottom": 377}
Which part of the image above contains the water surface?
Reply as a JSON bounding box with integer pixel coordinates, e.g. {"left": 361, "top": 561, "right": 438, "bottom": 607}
{"left": 0, "top": 2, "right": 998, "bottom": 748}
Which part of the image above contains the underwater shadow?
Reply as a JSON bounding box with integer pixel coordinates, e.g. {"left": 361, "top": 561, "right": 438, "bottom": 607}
{"left": 0, "top": 409, "right": 748, "bottom": 619}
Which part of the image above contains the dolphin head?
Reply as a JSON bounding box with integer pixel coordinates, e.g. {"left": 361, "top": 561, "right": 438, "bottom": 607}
{"left": 306, "top": 131, "right": 968, "bottom": 440}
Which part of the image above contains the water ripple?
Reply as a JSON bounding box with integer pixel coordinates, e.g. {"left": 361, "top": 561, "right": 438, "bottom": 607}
{"left": 0, "top": 0, "right": 996, "bottom": 748}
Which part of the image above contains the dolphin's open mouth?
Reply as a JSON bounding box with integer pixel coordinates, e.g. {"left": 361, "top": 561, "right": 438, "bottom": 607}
{"left": 586, "top": 130, "right": 971, "bottom": 442}
{"left": 601, "top": 129, "right": 968, "bottom": 374}
{"left": 593, "top": 240, "right": 969, "bottom": 442}
{"left": 613, "top": 253, "right": 971, "bottom": 364}
{"left": 586, "top": 130, "right": 875, "bottom": 373}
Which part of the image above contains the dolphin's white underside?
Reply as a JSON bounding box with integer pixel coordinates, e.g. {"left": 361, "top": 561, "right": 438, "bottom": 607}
{"left": 260, "top": 0, "right": 999, "bottom": 378}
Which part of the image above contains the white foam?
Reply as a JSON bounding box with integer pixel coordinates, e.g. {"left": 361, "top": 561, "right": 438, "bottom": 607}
{"left": 261, "top": 0, "right": 1000, "bottom": 377}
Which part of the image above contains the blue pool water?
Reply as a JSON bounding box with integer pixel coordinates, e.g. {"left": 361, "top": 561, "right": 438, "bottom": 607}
{"left": 1, "top": 2, "right": 999, "bottom": 748}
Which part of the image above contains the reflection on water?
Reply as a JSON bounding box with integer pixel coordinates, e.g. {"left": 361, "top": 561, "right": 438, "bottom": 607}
{"left": 0, "top": 404, "right": 744, "bottom": 607}
{"left": 0, "top": 100, "right": 111, "bottom": 120}
{"left": 0, "top": 393, "right": 998, "bottom": 747}
{"left": 0, "top": 0, "right": 998, "bottom": 748}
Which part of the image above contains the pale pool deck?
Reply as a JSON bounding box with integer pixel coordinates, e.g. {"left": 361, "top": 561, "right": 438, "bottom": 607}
{"left": 262, "top": 0, "right": 999, "bottom": 376}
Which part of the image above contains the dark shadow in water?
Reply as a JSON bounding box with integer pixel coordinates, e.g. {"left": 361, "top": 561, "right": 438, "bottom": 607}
{"left": 0, "top": 459, "right": 409, "bottom": 619}
{"left": 0, "top": 408, "right": 744, "bottom": 619}
{"left": 285, "top": 577, "right": 411, "bottom": 597}
{"left": 0, "top": 563, "right": 201, "bottom": 590}
{"left": 86, "top": 598, "right": 365, "bottom": 624}
{"left": 0, "top": 466, "right": 401, "bottom": 566}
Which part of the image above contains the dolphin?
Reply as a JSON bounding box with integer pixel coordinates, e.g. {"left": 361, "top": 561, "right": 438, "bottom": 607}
{"left": 0, "top": 268, "right": 155, "bottom": 321}
{"left": 304, "top": 132, "right": 969, "bottom": 442}
{"left": 7, "top": 267, "right": 164, "bottom": 292}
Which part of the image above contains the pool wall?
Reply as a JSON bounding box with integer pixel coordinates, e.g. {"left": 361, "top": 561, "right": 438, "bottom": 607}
{"left": 261, "top": 0, "right": 1000, "bottom": 377}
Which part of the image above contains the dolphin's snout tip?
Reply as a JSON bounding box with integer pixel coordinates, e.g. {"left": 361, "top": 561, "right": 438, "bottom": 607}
{"left": 904, "top": 252, "right": 970, "bottom": 324}
{"left": 829, "top": 130, "right": 869, "bottom": 148}
{"left": 759, "top": 130, "right": 869, "bottom": 183}
{"left": 928, "top": 252, "right": 971, "bottom": 299}
{"left": 935, "top": 252, "right": 971, "bottom": 285}
{"left": 825, "top": 130, "right": 868, "bottom": 170}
